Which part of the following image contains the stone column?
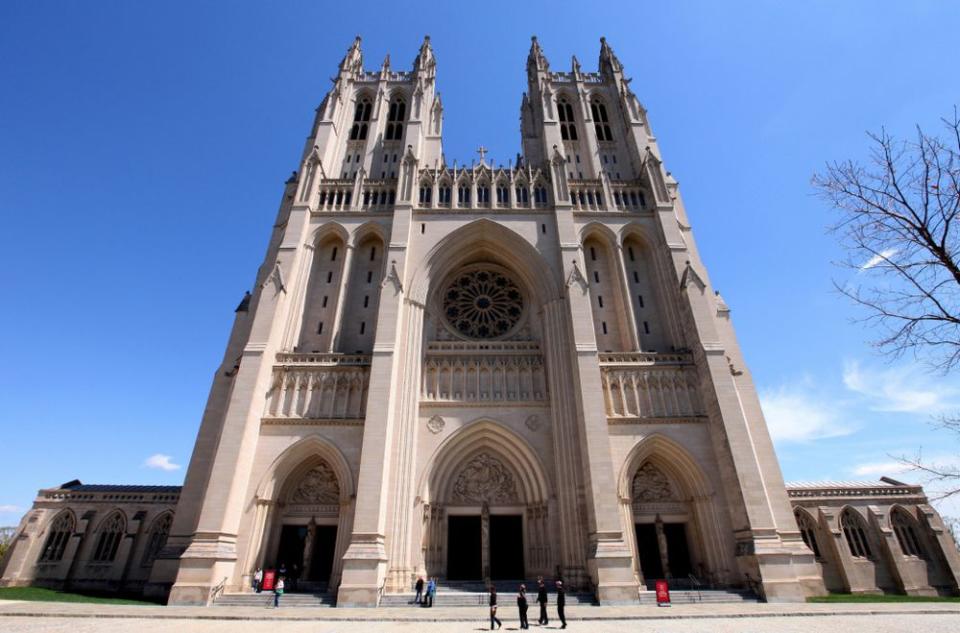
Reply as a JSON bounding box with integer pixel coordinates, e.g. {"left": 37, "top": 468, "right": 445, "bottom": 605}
{"left": 337, "top": 206, "right": 414, "bottom": 607}
{"left": 302, "top": 518, "right": 317, "bottom": 580}
{"left": 329, "top": 244, "right": 355, "bottom": 352}
{"left": 481, "top": 503, "right": 491, "bottom": 581}
{"left": 655, "top": 516, "right": 670, "bottom": 578}
{"left": 614, "top": 245, "right": 641, "bottom": 351}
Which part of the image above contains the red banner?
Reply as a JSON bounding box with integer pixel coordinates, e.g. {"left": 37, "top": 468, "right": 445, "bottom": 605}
{"left": 655, "top": 580, "right": 670, "bottom": 606}
{"left": 262, "top": 569, "right": 276, "bottom": 591}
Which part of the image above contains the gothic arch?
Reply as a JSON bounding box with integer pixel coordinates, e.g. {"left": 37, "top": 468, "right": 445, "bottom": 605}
{"left": 255, "top": 434, "right": 354, "bottom": 503}
{"left": 350, "top": 221, "right": 388, "bottom": 248}
{"left": 420, "top": 418, "right": 550, "bottom": 505}
{"left": 618, "top": 434, "right": 731, "bottom": 585}
{"left": 309, "top": 221, "right": 350, "bottom": 247}
{"left": 579, "top": 221, "right": 619, "bottom": 248}
{"left": 408, "top": 218, "right": 563, "bottom": 307}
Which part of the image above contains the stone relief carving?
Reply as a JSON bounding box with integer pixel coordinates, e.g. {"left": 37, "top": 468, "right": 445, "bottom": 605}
{"left": 632, "top": 462, "right": 676, "bottom": 503}
{"left": 452, "top": 452, "right": 518, "bottom": 505}
{"left": 525, "top": 414, "right": 543, "bottom": 432}
{"left": 566, "top": 260, "right": 588, "bottom": 293}
{"left": 426, "top": 415, "right": 445, "bottom": 434}
{"left": 290, "top": 461, "right": 340, "bottom": 505}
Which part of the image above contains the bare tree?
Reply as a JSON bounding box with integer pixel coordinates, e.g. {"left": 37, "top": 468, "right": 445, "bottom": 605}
{"left": 813, "top": 109, "right": 960, "bottom": 371}
{"left": 815, "top": 109, "right": 960, "bottom": 498}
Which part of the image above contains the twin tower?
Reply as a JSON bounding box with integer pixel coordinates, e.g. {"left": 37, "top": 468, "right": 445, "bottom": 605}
{"left": 153, "top": 36, "right": 824, "bottom": 605}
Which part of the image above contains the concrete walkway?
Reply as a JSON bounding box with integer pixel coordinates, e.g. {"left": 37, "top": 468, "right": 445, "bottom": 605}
{"left": 0, "top": 599, "right": 957, "bottom": 621}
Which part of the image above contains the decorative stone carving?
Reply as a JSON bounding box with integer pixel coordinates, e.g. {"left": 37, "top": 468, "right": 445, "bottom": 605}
{"left": 452, "top": 452, "right": 518, "bottom": 504}
{"left": 382, "top": 260, "right": 403, "bottom": 294}
{"left": 566, "top": 260, "right": 588, "bottom": 293}
{"left": 426, "top": 415, "right": 445, "bottom": 434}
{"left": 525, "top": 414, "right": 543, "bottom": 431}
{"left": 290, "top": 461, "right": 340, "bottom": 505}
{"left": 442, "top": 268, "right": 524, "bottom": 340}
{"left": 632, "top": 462, "right": 675, "bottom": 503}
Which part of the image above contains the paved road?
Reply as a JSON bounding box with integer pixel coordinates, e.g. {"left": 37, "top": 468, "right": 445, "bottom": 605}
{"left": 1, "top": 613, "right": 959, "bottom": 632}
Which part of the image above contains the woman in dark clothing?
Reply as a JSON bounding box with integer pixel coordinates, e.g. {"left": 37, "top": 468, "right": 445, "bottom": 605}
{"left": 489, "top": 586, "right": 502, "bottom": 630}
{"left": 517, "top": 584, "right": 529, "bottom": 629}
{"left": 555, "top": 580, "right": 567, "bottom": 629}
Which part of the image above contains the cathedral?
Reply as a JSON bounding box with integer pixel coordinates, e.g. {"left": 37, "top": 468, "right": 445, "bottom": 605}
{"left": 3, "top": 37, "right": 960, "bottom": 606}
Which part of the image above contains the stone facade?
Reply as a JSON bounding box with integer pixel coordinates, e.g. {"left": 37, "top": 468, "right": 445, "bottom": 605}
{"left": 3, "top": 37, "right": 960, "bottom": 606}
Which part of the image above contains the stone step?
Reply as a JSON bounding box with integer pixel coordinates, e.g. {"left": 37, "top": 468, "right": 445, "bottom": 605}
{"left": 636, "top": 590, "right": 758, "bottom": 604}
{"left": 380, "top": 591, "right": 596, "bottom": 608}
{"left": 214, "top": 592, "right": 336, "bottom": 607}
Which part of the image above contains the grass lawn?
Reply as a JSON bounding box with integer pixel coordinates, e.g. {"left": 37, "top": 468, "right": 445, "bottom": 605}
{"left": 0, "top": 586, "right": 156, "bottom": 605}
{"left": 809, "top": 593, "right": 960, "bottom": 603}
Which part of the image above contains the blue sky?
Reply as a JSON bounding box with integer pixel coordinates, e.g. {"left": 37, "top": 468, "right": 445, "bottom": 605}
{"left": 2, "top": 1, "right": 960, "bottom": 525}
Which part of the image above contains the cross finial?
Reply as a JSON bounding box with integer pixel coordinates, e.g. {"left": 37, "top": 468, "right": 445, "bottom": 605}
{"left": 476, "top": 145, "right": 488, "bottom": 164}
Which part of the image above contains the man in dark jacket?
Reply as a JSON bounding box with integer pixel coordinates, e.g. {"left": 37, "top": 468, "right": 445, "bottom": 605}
{"left": 555, "top": 580, "right": 566, "bottom": 629}
{"left": 536, "top": 578, "right": 548, "bottom": 625}
{"left": 415, "top": 576, "right": 424, "bottom": 604}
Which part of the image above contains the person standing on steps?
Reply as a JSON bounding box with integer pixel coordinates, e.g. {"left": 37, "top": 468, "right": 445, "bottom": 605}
{"left": 273, "top": 576, "right": 285, "bottom": 608}
{"left": 536, "top": 577, "right": 548, "bottom": 625}
{"left": 489, "top": 585, "right": 502, "bottom": 630}
{"left": 425, "top": 577, "right": 436, "bottom": 607}
{"left": 517, "top": 584, "right": 529, "bottom": 630}
{"left": 555, "top": 580, "right": 566, "bottom": 629}
{"left": 253, "top": 567, "right": 263, "bottom": 593}
{"left": 414, "top": 576, "right": 424, "bottom": 605}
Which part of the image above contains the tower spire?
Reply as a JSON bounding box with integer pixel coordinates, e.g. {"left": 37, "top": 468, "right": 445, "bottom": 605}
{"left": 527, "top": 35, "right": 549, "bottom": 75}
{"left": 598, "top": 36, "right": 622, "bottom": 76}
{"left": 339, "top": 35, "right": 363, "bottom": 74}
{"left": 413, "top": 35, "right": 435, "bottom": 72}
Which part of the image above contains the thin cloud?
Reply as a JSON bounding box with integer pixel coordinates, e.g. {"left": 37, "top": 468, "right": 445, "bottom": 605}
{"left": 144, "top": 454, "right": 181, "bottom": 471}
{"left": 859, "top": 248, "right": 898, "bottom": 271}
{"left": 851, "top": 460, "right": 911, "bottom": 477}
{"left": 843, "top": 360, "right": 959, "bottom": 413}
{"left": 760, "top": 380, "right": 856, "bottom": 443}
{"left": 0, "top": 504, "right": 22, "bottom": 514}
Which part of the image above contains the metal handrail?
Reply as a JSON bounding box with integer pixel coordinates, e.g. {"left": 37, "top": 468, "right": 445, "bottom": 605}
{"left": 687, "top": 574, "right": 702, "bottom": 602}
{"left": 210, "top": 576, "right": 228, "bottom": 603}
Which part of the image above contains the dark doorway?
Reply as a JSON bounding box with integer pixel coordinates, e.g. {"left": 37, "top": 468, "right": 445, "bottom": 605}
{"left": 635, "top": 523, "right": 663, "bottom": 583}
{"left": 277, "top": 525, "right": 306, "bottom": 572}
{"left": 664, "top": 523, "right": 692, "bottom": 578}
{"left": 447, "top": 515, "right": 481, "bottom": 579}
{"left": 490, "top": 515, "right": 524, "bottom": 580}
{"left": 309, "top": 525, "right": 338, "bottom": 583}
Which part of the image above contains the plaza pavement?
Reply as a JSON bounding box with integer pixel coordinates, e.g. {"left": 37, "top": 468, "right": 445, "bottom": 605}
{"left": 0, "top": 600, "right": 958, "bottom": 631}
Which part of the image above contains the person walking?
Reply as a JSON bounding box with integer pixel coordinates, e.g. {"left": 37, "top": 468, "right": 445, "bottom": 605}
{"left": 555, "top": 580, "right": 566, "bottom": 629}
{"left": 489, "top": 585, "right": 502, "bottom": 630}
{"left": 273, "top": 577, "right": 285, "bottom": 608}
{"left": 415, "top": 576, "right": 424, "bottom": 604}
{"left": 536, "top": 578, "right": 548, "bottom": 625}
{"left": 253, "top": 568, "right": 263, "bottom": 593}
{"left": 517, "top": 584, "right": 529, "bottom": 630}
{"left": 425, "top": 577, "right": 436, "bottom": 607}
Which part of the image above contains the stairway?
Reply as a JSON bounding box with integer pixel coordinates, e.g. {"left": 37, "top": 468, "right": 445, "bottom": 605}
{"left": 637, "top": 589, "right": 758, "bottom": 604}
{"left": 213, "top": 591, "right": 336, "bottom": 608}
{"left": 380, "top": 580, "right": 597, "bottom": 608}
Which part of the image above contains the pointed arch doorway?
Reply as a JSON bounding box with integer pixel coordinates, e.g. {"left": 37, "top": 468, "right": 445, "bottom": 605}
{"left": 421, "top": 421, "right": 551, "bottom": 582}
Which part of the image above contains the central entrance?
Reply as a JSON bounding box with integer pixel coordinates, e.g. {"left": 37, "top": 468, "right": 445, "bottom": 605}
{"left": 446, "top": 513, "right": 524, "bottom": 580}
{"left": 635, "top": 521, "right": 693, "bottom": 586}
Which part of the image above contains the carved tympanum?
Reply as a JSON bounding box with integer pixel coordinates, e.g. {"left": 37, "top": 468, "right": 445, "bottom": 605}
{"left": 632, "top": 462, "right": 675, "bottom": 503}
{"left": 452, "top": 452, "right": 518, "bottom": 504}
{"left": 290, "top": 461, "right": 340, "bottom": 505}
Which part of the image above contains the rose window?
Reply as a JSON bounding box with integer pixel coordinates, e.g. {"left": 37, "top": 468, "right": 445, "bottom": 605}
{"left": 442, "top": 268, "right": 524, "bottom": 339}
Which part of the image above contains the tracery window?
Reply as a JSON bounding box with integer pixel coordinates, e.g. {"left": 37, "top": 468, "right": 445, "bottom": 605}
{"left": 442, "top": 267, "right": 524, "bottom": 340}
{"left": 349, "top": 97, "right": 372, "bottom": 141}
{"left": 141, "top": 513, "right": 172, "bottom": 566}
{"left": 591, "top": 99, "right": 613, "bottom": 141}
{"left": 557, "top": 97, "right": 578, "bottom": 141}
{"left": 477, "top": 184, "right": 490, "bottom": 206}
{"left": 496, "top": 184, "right": 509, "bottom": 206}
{"left": 515, "top": 185, "right": 529, "bottom": 206}
{"left": 458, "top": 185, "right": 470, "bottom": 206}
{"left": 533, "top": 185, "right": 548, "bottom": 206}
{"left": 892, "top": 509, "right": 925, "bottom": 558}
{"left": 795, "top": 509, "right": 822, "bottom": 559}
{"left": 92, "top": 512, "right": 126, "bottom": 563}
{"left": 385, "top": 98, "right": 406, "bottom": 141}
{"left": 419, "top": 184, "right": 432, "bottom": 205}
{"left": 39, "top": 511, "right": 74, "bottom": 562}
{"left": 438, "top": 184, "right": 452, "bottom": 205}
{"left": 840, "top": 509, "right": 872, "bottom": 559}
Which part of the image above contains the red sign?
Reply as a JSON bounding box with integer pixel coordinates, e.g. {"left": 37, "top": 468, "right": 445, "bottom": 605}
{"left": 655, "top": 580, "right": 671, "bottom": 606}
{"left": 262, "top": 569, "right": 276, "bottom": 591}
